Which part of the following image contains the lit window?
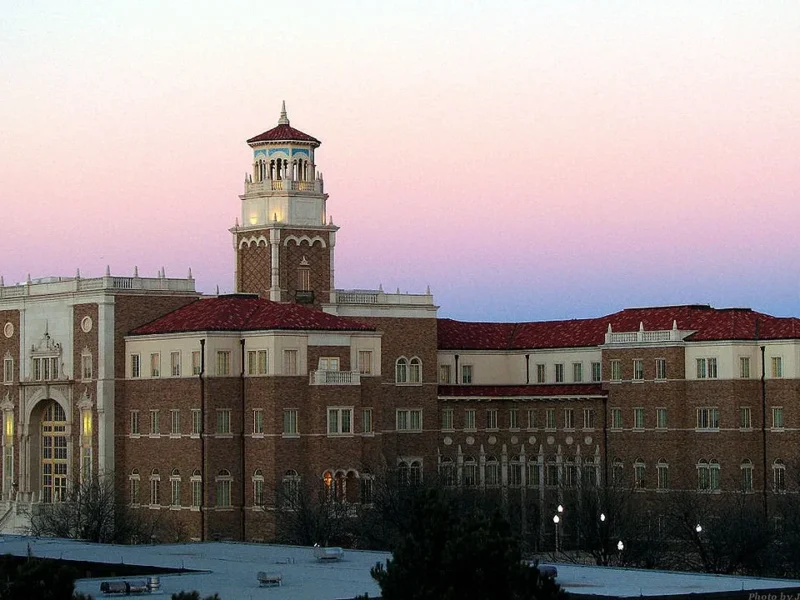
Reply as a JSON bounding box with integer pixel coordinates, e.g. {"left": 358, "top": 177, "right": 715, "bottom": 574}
{"left": 328, "top": 407, "right": 353, "bottom": 435}
{"left": 216, "top": 409, "right": 231, "bottom": 434}
{"left": 283, "top": 409, "right": 298, "bottom": 436}
{"left": 396, "top": 409, "right": 422, "bottom": 432}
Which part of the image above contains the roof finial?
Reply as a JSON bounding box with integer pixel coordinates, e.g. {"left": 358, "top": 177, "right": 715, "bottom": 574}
{"left": 278, "top": 100, "right": 290, "bottom": 126}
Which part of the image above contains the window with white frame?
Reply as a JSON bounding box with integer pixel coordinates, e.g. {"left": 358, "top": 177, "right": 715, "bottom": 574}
{"left": 634, "top": 459, "right": 646, "bottom": 489}
{"left": 485, "top": 456, "right": 500, "bottom": 487}
{"left": 739, "top": 357, "right": 751, "bottom": 379}
{"left": 555, "top": 363, "right": 564, "bottom": 383}
{"left": 283, "top": 349, "right": 298, "bottom": 375}
{"left": 771, "top": 357, "right": 783, "bottom": 378}
{"left": 583, "top": 408, "right": 595, "bottom": 430}
{"left": 328, "top": 407, "right": 353, "bottom": 435}
{"left": 130, "top": 354, "right": 141, "bottom": 378}
{"left": 461, "top": 364, "right": 472, "bottom": 384}
{"left": 297, "top": 267, "right": 310, "bottom": 291}
{"left": 170, "top": 409, "right": 180, "bottom": 436}
{"left": 191, "top": 409, "right": 201, "bottom": 436}
{"left": 564, "top": 408, "right": 574, "bottom": 430}
{"left": 362, "top": 408, "right": 373, "bottom": 434}
{"left": 170, "top": 469, "right": 181, "bottom": 507}
{"left": 545, "top": 456, "right": 558, "bottom": 487}
{"left": 282, "top": 469, "right": 300, "bottom": 507}
{"left": 509, "top": 408, "right": 519, "bottom": 430}
{"left": 772, "top": 406, "right": 784, "bottom": 430}
{"left": 33, "top": 355, "right": 60, "bottom": 381}
{"left": 253, "top": 469, "right": 264, "bottom": 507}
{"left": 397, "top": 408, "right": 422, "bottom": 432}
{"left": 216, "top": 409, "right": 231, "bottom": 435}
{"left": 81, "top": 353, "right": 92, "bottom": 381}
{"left": 656, "top": 407, "right": 667, "bottom": 429}
{"left": 129, "top": 470, "right": 140, "bottom": 505}
{"left": 633, "top": 407, "right": 645, "bottom": 430}
{"left": 318, "top": 357, "right": 340, "bottom": 371}
{"left": 464, "top": 409, "right": 476, "bottom": 431}
{"left": 545, "top": 408, "right": 556, "bottom": 430}
{"left": 611, "top": 408, "right": 623, "bottom": 429}
{"left": 216, "top": 470, "right": 232, "bottom": 507}
{"left": 150, "top": 353, "right": 161, "bottom": 378}
{"left": 462, "top": 456, "right": 477, "bottom": 486}
{"left": 741, "top": 459, "right": 754, "bottom": 492}
{"left": 2, "top": 356, "right": 13, "bottom": 384}
{"left": 439, "top": 364, "right": 450, "bottom": 383}
{"left": 696, "top": 357, "right": 718, "bottom": 379}
{"left": 697, "top": 459, "right": 720, "bottom": 492}
{"left": 247, "top": 350, "right": 268, "bottom": 375}
{"left": 773, "top": 459, "right": 786, "bottom": 492}
{"left": 130, "top": 410, "right": 140, "bottom": 435}
{"left": 216, "top": 351, "right": 231, "bottom": 376}
{"left": 572, "top": 362, "right": 583, "bottom": 382}
{"left": 633, "top": 359, "right": 644, "bottom": 381}
{"left": 191, "top": 470, "right": 202, "bottom": 508}
{"left": 740, "top": 406, "right": 752, "bottom": 430}
{"left": 486, "top": 409, "right": 498, "bottom": 430}
{"left": 527, "top": 409, "right": 536, "bottom": 429}
{"left": 149, "top": 410, "right": 160, "bottom": 436}
{"left": 395, "top": 357, "right": 408, "bottom": 382}
{"left": 655, "top": 358, "right": 666, "bottom": 380}
{"left": 610, "top": 359, "right": 621, "bottom": 381}
{"left": 612, "top": 459, "right": 624, "bottom": 486}
{"left": 527, "top": 457, "right": 541, "bottom": 488}
{"left": 358, "top": 351, "right": 373, "bottom": 375}
{"left": 509, "top": 455, "right": 522, "bottom": 487}
{"left": 283, "top": 409, "right": 298, "bottom": 436}
{"left": 564, "top": 458, "right": 577, "bottom": 488}
{"left": 441, "top": 408, "right": 454, "bottom": 430}
{"left": 409, "top": 357, "right": 422, "bottom": 383}
{"left": 192, "top": 351, "right": 201, "bottom": 375}
{"left": 657, "top": 459, "right": 669, "bottom": 490}
{"left": 150, "top": 469, "right": 161, "bottom": 506}
{"left": 696, "top": 407, "right": 720, "bottom": 430}
{"left": 536, "top": 364, "right": 546, "bottom": 383}
{"left": 253, "top": 409, "right": 264, "bottom": 434}
{"left": 170, "top": 351, "right": 181, "bottom": 377}
{"left": 591, "top": 361, "right": 601, "bottom": 382}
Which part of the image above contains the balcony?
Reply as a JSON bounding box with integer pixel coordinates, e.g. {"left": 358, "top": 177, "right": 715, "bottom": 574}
{"left": 309, "top": 370, "right": 361, "bottom": 386}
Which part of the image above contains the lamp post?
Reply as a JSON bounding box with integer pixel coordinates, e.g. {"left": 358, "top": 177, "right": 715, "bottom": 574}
{"left": 695, "top": 523, "right": 702, "bottom": 534}
{"left": 617, "top": 539, "right": 624, "bottom": 565}
{"left": 553, "top": 514, "right": 560, "bottom": 553}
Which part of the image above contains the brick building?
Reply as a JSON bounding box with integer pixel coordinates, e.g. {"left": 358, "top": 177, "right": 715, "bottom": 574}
{"left": 2, "top": 106, "right": 799, "bottom": 540}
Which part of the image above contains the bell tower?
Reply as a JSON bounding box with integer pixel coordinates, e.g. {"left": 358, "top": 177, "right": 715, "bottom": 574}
{"left": 232, "top": 103, "right": 338, "bottom": 307}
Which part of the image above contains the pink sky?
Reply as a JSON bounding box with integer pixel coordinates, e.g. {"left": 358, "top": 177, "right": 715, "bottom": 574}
{"left": 1, "top": 2, "right": 799, "bottom": 322}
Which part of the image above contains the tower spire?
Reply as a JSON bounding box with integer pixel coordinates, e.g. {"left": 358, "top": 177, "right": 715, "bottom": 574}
{"left": 278, "top": 100, "right": 289, "bottom": 126}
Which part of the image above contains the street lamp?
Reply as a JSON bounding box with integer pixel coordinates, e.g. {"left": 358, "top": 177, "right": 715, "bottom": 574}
{"left": 617, "top": 540, "right": 624, "bottom": 551}
{"left": 553, "top": 514, "right": 560, "bottom": 553}
{"left": 695, "top": 524, "right": 702, "bottom": 534}
{"left": 600, "top": 513, "right": 606, "bottom": 522}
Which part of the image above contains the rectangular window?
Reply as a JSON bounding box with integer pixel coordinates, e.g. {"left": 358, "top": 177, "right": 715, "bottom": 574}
{"left": 583, "top": 408, "right": 595, "bottom": 430}
{"left": 739, "top": 357, "right": 751, "bottom": 379}
{"left": 509, "top": 409, "right": 519, "bottom": 430}
{"left": 634, "top": 463, "right": 646, "bottom": 489}
{"left": 396, "top": 409, "right": 422, "bottom": 432}
{"left": 362, "top": 408, "right": 373, "bottom": 433}
{"left": 742, "top": 464, "right": 753, "bottom": 492}
{"left": 191, "top": 477, "right": 202, "bottom": 508}
{"left": 697, "top": 357, "right": 718, "bottom": 379}
{"left": 149, "top": 410, "right": 159, "bottom": 435}
{"left": 298, "top": 268, "right": 310, "bottom": 291}
{"left": 439, "top": 364, "right": 451, "bottom": 384}
{"left": 150, "top": 353, "right": 161, "bottom": 377}
{"left": 130, "top": 410, "right": 140, "bottom": 435}
{"left": 572, "top": 362, "right": 583, "bottom": 383}
{"left": 216, "top": 409, "right": 231, "bottom": 434}
{"left": 536, "top": 364, "right": 546, "bottom": 383}
{"left": 740, "top": 406, "right": 752, "bottom": 430}
{"left": 545, "top": 408, "right": 556, "bottom": 430}
{"left": 610, "top": 359, "right": 621, "bottom": 381}
{"left": 328, "top": 407, "right": 353, "bottom": 435}
{"left": 656, "top": 408, "right": 668, "bottom": 430}
{"left": 216, "top": 351, "right": 231, "bottom": 376}
{"left": 131, "top": 354, "right": 141, "bottom": 378}
{"left": 283, "top": 409, "right": 299, "bottom": 435}
{"left": 634, "top": 407, "right": 645, "bottom": 429}
{"left": 527, "top": 461, "right": 540, "bottom": 488}
{"left": 283, "top": 350, "right": 298, "bottom": 375}
{"left": 591, "top": 361, "right": 601, "bottom": 382}
{"left": 217, "top": 478, "right": 231, "bottom": 508}
{"left": 170, "top": 409, "right": 180, "bottom": 436}
{"left": 464, "top": 409, "right": 476, "bottom": 431}
{"left": 655, "top": 358, "right": 666, "bottom": 380}
{"left": 461, "top": 365, "right": 473, "bottom": 384}
{"left": 772, "top": 406, "right": 784, "bottom": 430}
{"left": 527, "top": 409, "right": 536, "bottom": 429}
{"left": 318, "top": 357, "right": 340, "bottom": 371}
{"left": 554, "top": 363, "right": 564, "bottom": 383}
{"left": 245, "top": 409, "right": 261, "bottom": 436}
{"left": 657, "top": 464, "right": 669, "bottom": 490}
{"left": 696, "top": 407, "right": 720, "bottom": 430}
{"left": 611, "top": 408, "right": 623, "bottom": 429}
{"left": 171, "top": 478, "right": 181, "bottom": 507}
{"left": 191, "top": 409, "right": 201, "bottom": 436}
{"left": 247, "top": 350, "right": 269, "bottom": 375}
{"left": 170, "top": 351, "right": 181, "bottom": 377}
{"left": 442, "top": 408, "right": 454, "bottom": 430}
{"left": 486, "top": 409, "right": 498, "bottom": 430}
{"left": 358, "top": 351, "right": 373, "bottom": 375}
{"left": 2, "top": 357, "right": 12, "bottom": 383}
{"left": 192, "top": 351, "right": 201, "bottom": 375}
{"left": 633, "top": 359, "right": 644, "bottom": 381}
{"left": 771, "top": 357, "right": 783, "bottom": 378}
{"left": 564, "top": 408, "right": 574, "bottom": 430}
{"left": 80, "top": 355, "right": 92, "bottom": 381}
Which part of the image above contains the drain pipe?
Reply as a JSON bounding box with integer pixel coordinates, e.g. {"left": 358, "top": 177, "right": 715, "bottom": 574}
{"left": 240, "top": 338, "right": 246, "bottom": 542}
{"left": 525, "top": 354, "right": 530, "bottom": 385}
{"left": 761, "top": 343, "right": 768, "bottom": 519}
{"left": 199, "top": 338, "right": 206, "bottom": 541}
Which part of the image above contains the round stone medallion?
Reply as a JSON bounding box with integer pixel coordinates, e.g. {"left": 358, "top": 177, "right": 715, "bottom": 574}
{"left": 443, "top": 436, "right": 453, "bottom": 446}
{"left": 565, "top": 436, "right": 574, "bottom": 445}
{"left": 81, "top": 316, "right": 93, "bottom": 333}
{"left": 488, "top": 435, "right": 497, "bottom": 445}
{"left": 528, "top": 436, "right": 537, "bottom": 445}
{"left": 3, "top": 322, "right": 13, "bottom": 338}
{"left": 584, "top": 436, "right": 593, "bottom": 445}
{"left": 466, "top": 436, "right": 475, "bottom": 446}
{"left": 546, "top": 435, "right": 555, "bottom": 445}
{"left": 510, "top": 436, "right": 518, "bottom": 445}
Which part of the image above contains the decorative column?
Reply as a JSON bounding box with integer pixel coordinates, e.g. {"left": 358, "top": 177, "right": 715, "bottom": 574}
{"left": 269, "top": 228, "right": 281, "bottom": 301}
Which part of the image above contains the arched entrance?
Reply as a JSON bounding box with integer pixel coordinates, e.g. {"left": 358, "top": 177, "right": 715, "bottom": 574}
{"left": 40, "top": 400, "right": 67, "bottom": 502}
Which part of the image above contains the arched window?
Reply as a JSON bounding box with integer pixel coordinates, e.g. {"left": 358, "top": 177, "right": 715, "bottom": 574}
{"left": 709, "top": 459, "right": 720, "bottom": 491}
{"left": 397, "top": 461, "right": 409, "bottom": 486}
{"left": 190, "top": 469, "right": 202, "bottom": 509}
{"left": 150, "top": 469, "right": 161, "bottom": 507}
{"left": 322, "top": 470, "right": 333, "bottom": 501}
{"left": 463, "top": 456, "right": 477, "bottom": 487}
{"left": 129, "top": 469, "right": 140, "bottom": 506}
{"left": 283, "top": 469, "right": 300, "bottom": 507}
{"left": 509, "top": 455, "right": 522, "bottom": 487}
{"left": 526, "top": 456, "right": 541, "bottom": 488}
{"left": 439, "top": 457, "right": 455, "bottom": 487}
{"left": 657, "top": 459, "right": 669, "bottom": 490}
{"left": 409, "top": 357, "right": 422, "bottom": 383}
{"left": 170, "top": 469, "right": 181, "bottom": 507}
{"left": 395, "top": 358, "right": 408, "bottom": 383}
{"left": 741, "top": 459, "right": 754, "bottom": 493}
{"left": 773, "top": 459, "right": 786, "bottom": 493}
{"left": 582, "top": 456, "right": 597, "bottom": 488}
{"left": 612, "top": 458, "right": 624, "bottom": 487}
{"left": 546, "top": 455, "right": 559, "bottom": 487}
{"left": 485, "top": 456, "right": 499, "bottom": 487}
{"left": 41, "top": 400, "right": 68, "bottom": 503}
{"left": 410, "top": 460, "right": 422, "bottom": 486}
{"left": 252, "top": 469, "right": 264, "bottom": 507}
{"left": 334, "top": 471, "right": 345, "bottom": 502}
{"left": 360, "top": 470, "right": 374, "bottom": 505}
{"left": 697, "top": 459, "right": 720, "bottom": 491}
{"left": 564, "top": 457, "right": 577, "bottom": 488}
{"left": 216, "top": 469, "right": 232, "bottom": 508}
{"left": 634, "top": 458, "right": 646, "bottom": 489}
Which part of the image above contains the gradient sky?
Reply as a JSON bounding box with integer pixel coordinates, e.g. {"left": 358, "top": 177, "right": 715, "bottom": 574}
{"left": 2, "top": 1, "right": 799, "bottom": 322}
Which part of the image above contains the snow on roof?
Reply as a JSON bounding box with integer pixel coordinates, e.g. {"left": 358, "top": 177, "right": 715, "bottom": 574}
{"left": 3, "top": 536, "right": 800, "bottom": 598}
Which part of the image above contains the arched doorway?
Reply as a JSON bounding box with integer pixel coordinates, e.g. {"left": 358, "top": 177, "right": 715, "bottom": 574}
{"left": 40, "top": 400, "right": 67, "bottom": 502}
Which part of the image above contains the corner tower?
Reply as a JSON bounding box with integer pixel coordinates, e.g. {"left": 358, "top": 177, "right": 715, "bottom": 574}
{"left": 232, "top": 103, "right": 337, "bottom": 307}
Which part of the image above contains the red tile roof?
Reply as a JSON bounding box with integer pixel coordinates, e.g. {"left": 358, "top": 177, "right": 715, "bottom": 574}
{"left": 247, "top": 124, "right": 320, "bottom": 146}
{"left": 131, "top": 295, "right": 374, "bottom": 336}
{"left": 439, "top": 384, "right": 605, "bottom": 398}
{"left": 438, "top": 305, "right": 800, "bottom": 350}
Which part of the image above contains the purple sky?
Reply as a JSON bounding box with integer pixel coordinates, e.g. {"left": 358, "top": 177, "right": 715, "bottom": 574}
{"left": 1, "top": 2, "right": 799, "bottom": 322}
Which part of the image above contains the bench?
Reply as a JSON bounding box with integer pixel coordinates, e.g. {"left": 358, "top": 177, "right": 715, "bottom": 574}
{"left": 257, "top": 572, "right": 282, "bottom": 587}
